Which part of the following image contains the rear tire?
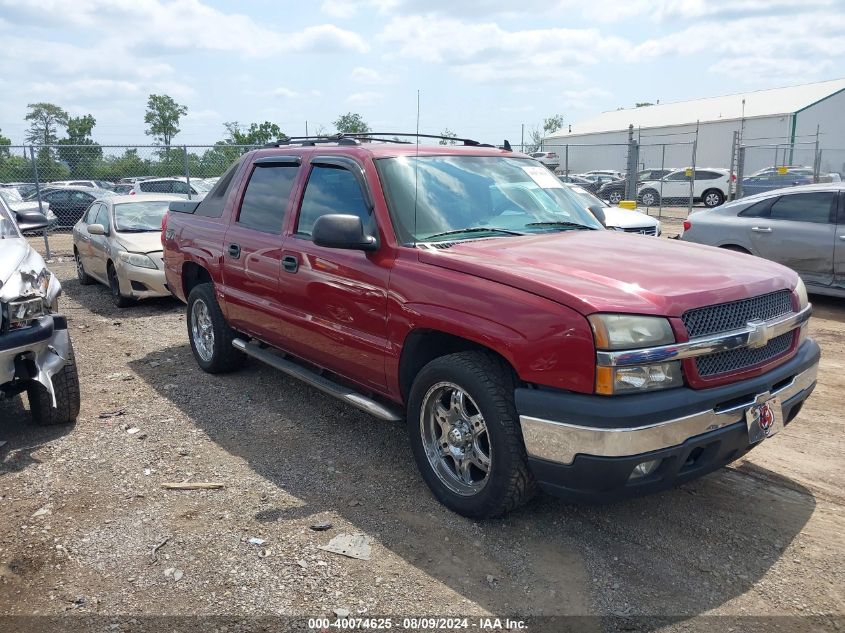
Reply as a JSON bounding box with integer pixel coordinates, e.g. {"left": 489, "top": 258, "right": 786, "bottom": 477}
{"left": 186, "top": 282, "right": 245, "bottom": 374}
{"left": 108, "top": 263, "right": 134, "bottom": 308}
{"left": 703, "top": 189, "right": 725, "bottom": 208}
{"left": 407, "top": 351, "right": 536, "bottom": 518}
{"left": 28, "top": 340, "right": 81, "bottom": 426}
{"left": 74, "top": 249, "right": 94, "bottom": 285}
{"left": 607, "top": 191, "right": 623, "bottom": 205}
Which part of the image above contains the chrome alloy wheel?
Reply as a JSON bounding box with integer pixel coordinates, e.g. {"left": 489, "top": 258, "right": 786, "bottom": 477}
{"left": 190, "top": 298, "right": 215, "bottom": 362}
{"left": 420, "top": 382, "right": 491, "bottom": 496}
{"left": 704, "top": 191, "right": 721, "bottom": 207}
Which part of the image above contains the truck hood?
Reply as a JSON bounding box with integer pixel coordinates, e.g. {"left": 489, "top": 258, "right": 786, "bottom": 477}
{"left": 0, "top": 237, "right": 62, "bottom": 304}
{"left": 418, "top": 231, "right": 796, "bottom": 317}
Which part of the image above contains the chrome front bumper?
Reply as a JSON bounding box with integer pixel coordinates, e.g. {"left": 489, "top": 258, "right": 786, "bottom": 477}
{"left": 520, "top": 355, "right": 818, "bottom": 466}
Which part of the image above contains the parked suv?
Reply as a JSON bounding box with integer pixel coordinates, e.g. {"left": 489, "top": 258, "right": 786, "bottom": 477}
{"left": 598, "top": 168, "right": 676, "bottom": 204}
{"left": 163, "top": 138, "right": 819, "bottom": 518}
{"left": 638, "top": 168, "right": 733, "bottom": 208}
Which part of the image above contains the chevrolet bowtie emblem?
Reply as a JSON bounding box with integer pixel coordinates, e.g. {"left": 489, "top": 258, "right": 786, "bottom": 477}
{"left": 746, "top": 319, "right": 770, "bottom": 349}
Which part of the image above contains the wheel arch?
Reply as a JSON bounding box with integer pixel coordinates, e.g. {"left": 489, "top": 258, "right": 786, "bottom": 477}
{"left": 398, "top": 329, "right": 518, "bottom": 402}
{"left": 182, "top": 261, "right": 213, "bottom": 298}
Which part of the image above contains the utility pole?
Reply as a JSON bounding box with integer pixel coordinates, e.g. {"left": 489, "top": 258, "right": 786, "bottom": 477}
{"left": 521, "top": 123, "right": 524, "bottom": 153}
{"left": 688, "top": 121, "right": 699, "bottom": 214}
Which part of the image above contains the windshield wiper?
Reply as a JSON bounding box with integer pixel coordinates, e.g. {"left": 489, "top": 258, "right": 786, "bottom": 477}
{"left": 524, "top": 221, "right": 597, "bottom": 231}
{"left": 118, "top": 228, "right": 159, "bottom": 233}
{"left": 424, "top": 227, "right": 526, "bottom": 241}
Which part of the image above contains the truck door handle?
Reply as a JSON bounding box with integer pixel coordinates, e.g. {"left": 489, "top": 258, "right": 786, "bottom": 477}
{"left": 227, "top": 243, "right": 241, "bottom": 259}
{"left": 282, "top": 255, "right": 299, "bottom": 273}
{"left": 751, "top": 226, "right": 772, "bottom": 233}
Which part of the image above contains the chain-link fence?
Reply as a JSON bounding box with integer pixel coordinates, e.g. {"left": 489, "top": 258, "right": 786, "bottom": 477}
{"left": 0, "top": 144, "right": 258, "bottom": 253}
{"left": 2, "top": 137, "right": 842, "bottom": 247}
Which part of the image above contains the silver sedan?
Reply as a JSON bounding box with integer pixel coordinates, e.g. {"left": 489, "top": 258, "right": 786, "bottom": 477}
{"left": 72, "top": 195, "right": 180, "bottom": 307}
{"left": 680, "top": 183, "right": 845, "bottom": 297}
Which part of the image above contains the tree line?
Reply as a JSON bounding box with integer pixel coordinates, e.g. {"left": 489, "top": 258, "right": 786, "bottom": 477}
{"left": 0, "top": 95, "right": 375, "bottom": 182}
{"left": 0, "top": 95, "right": 566, "bottom": 182}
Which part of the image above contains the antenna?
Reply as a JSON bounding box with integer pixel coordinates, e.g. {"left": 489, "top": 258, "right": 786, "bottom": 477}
{"left": 414, "top": 90, "right": 420, "bottom": 246}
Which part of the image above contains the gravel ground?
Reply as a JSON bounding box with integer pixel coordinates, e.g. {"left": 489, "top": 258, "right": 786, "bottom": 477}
{"left": 0, "top": 233, "right": 842, "bottom": 632}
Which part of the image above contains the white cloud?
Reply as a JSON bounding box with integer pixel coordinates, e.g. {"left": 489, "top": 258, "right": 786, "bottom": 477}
{"left": 273, "top": 87, "right": 301, "bottom": 98}
{"left": 378, "top": 16, "right": 626, "bottom": 82}
{"left": 321, "top": 0, "right": 359, "bottom": 18}
{"left": 347, "top": 91, "right": 382, "bottom": 105}
{"left": 351, "top": 67, "right": 382, "bottom": 84}
{"left": 0, "top": 0, "right": 368, "bottom": 57}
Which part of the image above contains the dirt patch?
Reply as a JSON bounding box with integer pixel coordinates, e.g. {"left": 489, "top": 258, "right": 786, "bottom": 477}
{"left": 0, "top": 233, "right": 841, "bottom": 630}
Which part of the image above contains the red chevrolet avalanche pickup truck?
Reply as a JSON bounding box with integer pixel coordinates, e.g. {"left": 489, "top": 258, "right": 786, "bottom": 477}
{"left": 162, "top": 137, "right": 819, "bottom": 518}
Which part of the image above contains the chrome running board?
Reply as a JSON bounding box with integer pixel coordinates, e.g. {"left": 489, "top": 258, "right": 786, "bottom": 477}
{"left": 232, "top": 338, "right": 402, "bottom": 422}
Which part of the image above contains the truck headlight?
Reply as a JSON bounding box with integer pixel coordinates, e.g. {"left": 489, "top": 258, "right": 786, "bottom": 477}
{"left": 795, "top": 278, "right": 809, "bottom": 345}
{"left": 596, "top": 361, "right": 683, "bottom": 395}
{"left": 118, "top": 251, "right": 157, "bottom": 269}
{"left": 794, "top": 278, "right": 808, "bottom": 310}
{"left": 590, "top": 314, "right": 682, "bottom": 395}
{"left": 589, "top": 314, "right": 675, "bottom": 350}
{"left": 3, "top": 297, "right": 46, "bottom": 328}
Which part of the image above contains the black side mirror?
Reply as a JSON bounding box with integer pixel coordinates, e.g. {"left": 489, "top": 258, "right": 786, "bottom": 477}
{"left": 312, "top": 214, "right": 378, "bottom": 251}
{"left": 14, "top": 210, "right": 50, "bottom": 232}
{"left": 587, "top": 204, "right": 607, "bottom": 227}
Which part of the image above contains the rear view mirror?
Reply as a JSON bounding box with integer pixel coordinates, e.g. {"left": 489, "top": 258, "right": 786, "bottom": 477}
{"left": 587, "top": 204, "right": 607, "bottom": 227}
{"left": 14, "top": 210, "right": 50, "bottom": 232}
{"left": 312, "top": 214, "right": 378, "bottom": 251}
{"left": 88, "top": 223, "right": 106, "bottom": 236}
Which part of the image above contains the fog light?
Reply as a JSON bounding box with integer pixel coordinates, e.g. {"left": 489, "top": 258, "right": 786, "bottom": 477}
{"left": 629, "top": 459, "right": 661, "bottom": 480}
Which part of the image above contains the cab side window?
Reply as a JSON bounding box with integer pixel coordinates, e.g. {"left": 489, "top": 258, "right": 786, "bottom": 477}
{"left": 236, "top": 164, "right": 299, "bottom": 234}
{"left": 296, "top": 165, "right": 372, "bottom": 237}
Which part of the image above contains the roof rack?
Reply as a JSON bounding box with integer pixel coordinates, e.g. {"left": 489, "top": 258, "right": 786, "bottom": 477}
{"left": 262, "top": 132, "right": 512, "bottom": 150}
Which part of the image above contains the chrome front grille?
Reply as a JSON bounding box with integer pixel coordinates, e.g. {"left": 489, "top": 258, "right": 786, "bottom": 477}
{"left": 683, "top": 290, "right": 795, "bottom": 377}
{"left": 682, "top": 290, "right": 792, "bottom": 338}
{"left": 695, "top": 332, "right": 793, "bottom": 377}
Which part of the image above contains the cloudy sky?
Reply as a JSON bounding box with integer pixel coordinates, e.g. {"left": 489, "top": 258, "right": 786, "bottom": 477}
{"left": 0, "top": 0, "right": 843, "bottom": 147}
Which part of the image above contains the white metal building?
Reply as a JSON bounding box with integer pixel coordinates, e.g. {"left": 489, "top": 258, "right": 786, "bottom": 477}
{"left": 543, "top": 78, "right": 845, "bottom": 175}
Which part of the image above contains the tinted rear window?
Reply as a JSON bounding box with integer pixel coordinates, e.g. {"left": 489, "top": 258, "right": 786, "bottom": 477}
{"left": 236, "top": 164, "right": 298, "bottom": 233}
{"left": 195, "top": 160, "right": 241, "bottom": 218}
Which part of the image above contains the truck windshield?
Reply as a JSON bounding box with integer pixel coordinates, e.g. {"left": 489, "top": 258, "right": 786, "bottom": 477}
{"left": 376, "top": 155, "right": 603, "bottom": 244}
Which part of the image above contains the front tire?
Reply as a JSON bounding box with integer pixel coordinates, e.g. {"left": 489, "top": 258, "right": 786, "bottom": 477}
{"left": 703, "top": 189, "right": 725, "bottom": 208}
{"left": 28, "top": 341, "right": 81, "bottom": 426}
{"left": 407, "top": 351, "right": 536, "bottom": 518}
{"left": 108, "top": 263, "right": 134, "bottom": 308}
{"left": 639, "top": 189, "right": 659, "bottom": 206}
{"left": 186, "top": 282, "right": 245, "bottom": 374}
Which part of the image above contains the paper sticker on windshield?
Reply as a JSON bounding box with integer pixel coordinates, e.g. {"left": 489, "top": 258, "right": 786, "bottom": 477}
{"left": 522, "top": 164, "right": 564, "bottom": 189}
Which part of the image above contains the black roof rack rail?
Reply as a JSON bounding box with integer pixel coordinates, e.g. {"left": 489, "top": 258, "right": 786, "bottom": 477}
{"left": 341, "top": 132, "right": 489, "bottom": 146}
{"left": 261, "top": 132, "right": 508, "bottom": 149}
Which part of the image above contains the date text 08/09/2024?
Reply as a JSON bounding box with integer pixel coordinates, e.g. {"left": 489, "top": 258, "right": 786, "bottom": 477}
{"left": 307, "top": 617, "right": 528, "bottom": 630}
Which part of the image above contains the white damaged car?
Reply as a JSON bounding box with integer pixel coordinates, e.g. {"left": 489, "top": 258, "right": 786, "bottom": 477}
{"left": 0, "top": 201, "right": 80, "bottom": 425}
